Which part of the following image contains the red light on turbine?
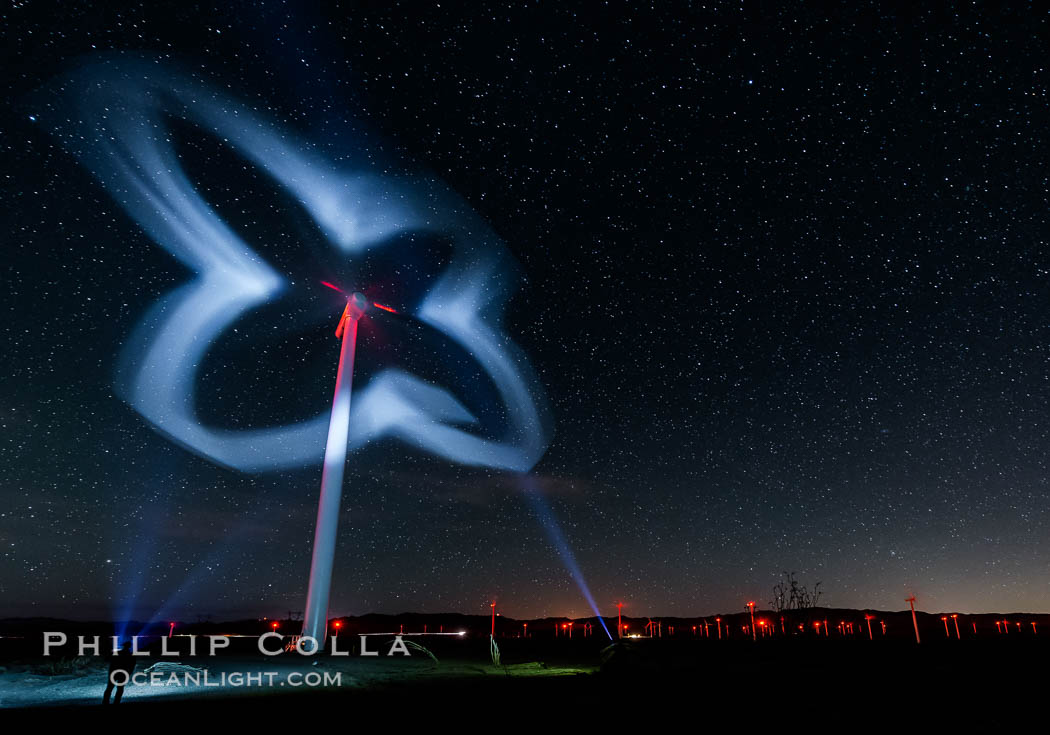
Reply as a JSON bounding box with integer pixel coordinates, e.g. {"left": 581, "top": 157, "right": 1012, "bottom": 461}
{"left": 372, "top": 302, "right": 398, "bottom": 313}
{"left": 334, "top": 303, "right": 351, "bottom": 338}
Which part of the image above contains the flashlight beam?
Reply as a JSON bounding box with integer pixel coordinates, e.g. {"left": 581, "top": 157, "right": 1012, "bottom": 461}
{"left": 519, "top": 475, "right": 612, "bottom": 640}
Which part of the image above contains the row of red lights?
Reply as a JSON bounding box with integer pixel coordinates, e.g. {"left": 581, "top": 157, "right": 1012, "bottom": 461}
{"left": 174, "top": 603, "right": 1042, "bottom": 640}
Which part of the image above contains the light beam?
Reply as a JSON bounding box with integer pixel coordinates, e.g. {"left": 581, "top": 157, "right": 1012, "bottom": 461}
{"left": 519, "top": 475, "right": 612, "bottom": 640}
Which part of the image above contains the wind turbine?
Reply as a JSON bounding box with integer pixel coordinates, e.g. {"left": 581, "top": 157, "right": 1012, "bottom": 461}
{"left": 905, "top": 596, "right": 921, "bottom": 644}
{"left": 301, "top": 286, "right": 398, "bottom": 647}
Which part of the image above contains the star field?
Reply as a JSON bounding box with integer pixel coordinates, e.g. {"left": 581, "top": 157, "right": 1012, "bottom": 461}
{"left": 1, "top": 2, "right": 1048, "bottom": 620}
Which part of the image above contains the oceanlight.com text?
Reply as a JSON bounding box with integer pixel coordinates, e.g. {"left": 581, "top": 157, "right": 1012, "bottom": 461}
{"left": 110, "top": 670, "right": 343, "bottom": 688}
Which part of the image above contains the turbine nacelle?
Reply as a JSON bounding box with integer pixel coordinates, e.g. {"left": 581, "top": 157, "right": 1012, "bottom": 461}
{"left": 334, "top": 292, "right": 370, "bottom": 338}
{"left": 323, "top": 281, "right": 398, "bottom": 339}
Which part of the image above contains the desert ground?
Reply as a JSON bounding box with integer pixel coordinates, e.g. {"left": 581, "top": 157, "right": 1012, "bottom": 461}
{"left": 2, "top": 622, "right": 1047, "bottom": 722}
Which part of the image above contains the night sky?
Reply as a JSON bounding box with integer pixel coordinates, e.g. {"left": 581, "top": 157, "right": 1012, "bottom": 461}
{"left": 2, "top": 2, "right": 1048, "bottom": 622}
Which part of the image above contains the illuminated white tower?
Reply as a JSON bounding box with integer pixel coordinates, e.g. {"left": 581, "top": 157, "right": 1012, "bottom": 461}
{"left": 301, "top": 292, "right": 370, "bottom": 647}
